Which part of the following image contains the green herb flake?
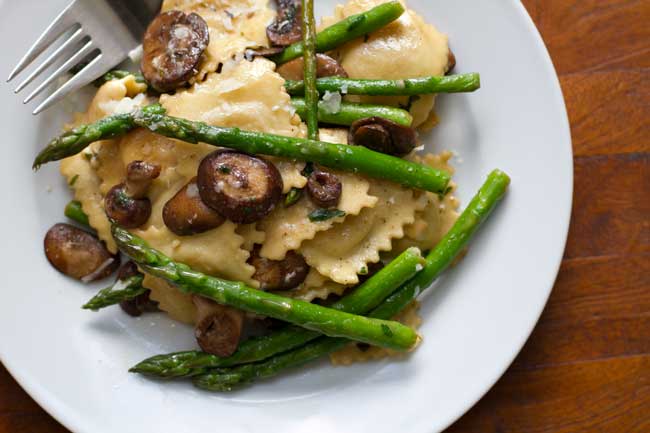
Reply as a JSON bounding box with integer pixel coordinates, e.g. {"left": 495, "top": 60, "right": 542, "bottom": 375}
{"left": 308, "top": 209, "right": 346, "bottom": 222}
{"left": 301, "top": 162, "right": 314, "bottom": 177}
{"left": 437, "top": 185, "right": 453, "bottom": 201}
{"left": 358, "top": 266, "right": 368, "bottom": 275}
{"left": 68, "top": 174, "right": 79, "bottom": 186}
{"left": 284, "top": 188, "right": 303, "bottom": 207}
{"left": 381, "top": 324, "right": 393, "bottom": 337}
{"left": 218, "top": 165, "right": 231, "bottom": 174}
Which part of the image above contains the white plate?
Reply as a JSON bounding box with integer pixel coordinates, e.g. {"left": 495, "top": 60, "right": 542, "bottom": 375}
{"left": 0, "top": 1, "right": 572, "bottom": 432}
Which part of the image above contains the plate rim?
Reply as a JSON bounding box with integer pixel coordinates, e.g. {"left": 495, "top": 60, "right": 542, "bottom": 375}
{"left": 0, "top": 0, "right": 574, "bottom": 432}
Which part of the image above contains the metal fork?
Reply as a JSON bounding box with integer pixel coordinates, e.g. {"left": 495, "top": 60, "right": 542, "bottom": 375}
{"left": 7, "top": 0, "right": 162, "bottom": 115}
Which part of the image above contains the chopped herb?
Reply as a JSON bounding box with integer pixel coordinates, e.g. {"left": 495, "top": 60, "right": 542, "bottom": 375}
{"left": 358, "top": 266, "right": 368, "bottom": 275}
{"left": 284, "top": 187, "right": 303, "bottom": 207}
{"left": 301, "top": 162, "right": 315, "bottom": 177}
{"left": 437, "top": 185, "right": 453, "bottom": 201}
{"left": 381, "top": 324, "right": 393, "bottom": 337}
{"left": 308, "top": 208, "right": 346, "bottom": 222}
{"left": 68, "top": 174, "right": 79, "bottom": 186}
{"left": 218, "top": 165, "right": 231, "bottom": 174}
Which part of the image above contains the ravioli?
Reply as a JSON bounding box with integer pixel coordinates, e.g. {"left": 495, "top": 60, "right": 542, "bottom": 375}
{"left": 321, "top": 0, "right": 450, "bottom": 127}
{"left": 258, "top": 129, "right": 378, "bottom": 260}
{"left": 300, "top": 180, "right": 428, "bottom": 285}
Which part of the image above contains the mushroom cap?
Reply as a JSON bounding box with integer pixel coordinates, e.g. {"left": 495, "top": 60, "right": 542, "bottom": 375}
{"left": 44, "top": 223, "right": 119, "bottom": 282}
{"left": 141, "top": 11, "right": 209, "bottom": 92}
{"left": 197, "top": 151, "right": 283, "bottom": 224}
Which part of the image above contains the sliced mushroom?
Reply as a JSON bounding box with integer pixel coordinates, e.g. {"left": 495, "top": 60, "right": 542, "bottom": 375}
{"left": 44, "top": 223, "right": 119, "bottom": 282}
{"left": 120, "top": 290, "right": 160, "bottom": 317}
{"left": 125, "top": 160, "right": 161, "bottom": 199}
{"left": 142, "top": 10, "right": 209, "bottom": 92}
{"left": 306, "top": 168, "right": 342, "bottom": 209}
{"left": 276, "top": 53, "right": 349, "bottom": 81}
{"left": 105, "top": 161, "right": 160, "bottom": 228}
{"left": 349, "top": 117, "right": 418, "bottom": 156}
{"left": 267, "top": 0, "right": 302, "bottom": 47}
{"left": 192, "top": 295, "right": 244, "bottom": 357}
{"left": 197, "top": 151, "right": 283, "bottom": 224}
{"left": 105, "top": 184, "right": 152, "bottom": 228}
{"left": 248, "top": 246, "right": 309, "bottom": 291}
{"left": 163, "top": 177, "right": 226, "bottom": 236}
{"left": 446, "top": 48, "right": 456, "bottom": 74}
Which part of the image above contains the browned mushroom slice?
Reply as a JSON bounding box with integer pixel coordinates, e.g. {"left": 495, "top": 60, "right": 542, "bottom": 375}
{"left": 163, "top": 177, "right": 225, "bottom": 236}
{"left": 267, "top": 0, "right": 302, "bottom": 47}
{"left": 249, "top": 246, "right": 309, "bottom": 291}
{"left": 44, "top": 223, "right": 119, "bottom": 282}
{"left": 105, "top": 184, "right": 152, "bottom": 228}
{"left": 125, "top": 160, "right": 161, "bottom": 199}
{"left": 349, "top": 117, "right": 418, "bottom": 156}
{"left": 141, "top": 10, "right": 209, "bottom": 92}
{"left": 116, "top": 260, "right": 139, "bottom": 280}
{"left": 192, "top": 295, "right": 244, "bottom": 357}
{"left": 306, "top": 168, "right": 342, "bottom": 209}
{"left": 197, "top": 151, "right": 283, "bottom": 224}
{"left": 276, "top": 53, "right": 349, "bottom": 81}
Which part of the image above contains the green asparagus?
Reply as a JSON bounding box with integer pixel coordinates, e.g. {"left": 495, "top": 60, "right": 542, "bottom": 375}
{"left": 131, "top": 247, "right": 424, "bottom": 378}
{"left": 291, "top": 98, "right": 413, "bottom": 126}
{"left": 271, "top": 1, "right": 405, "bottom": 65}
{"left": 192, "top": 169, "right": 510, "bottom": 391}
{"left": 64, "top": 200, "right": 89, "bottom": 227}
{"left": 285, "top": 73, "right": 481, "bottom": 96}
{"left": 34, "top": 105, "right": 450, "bottom": 192}
{"left": 82, "top": 275, "right": 145, "bottom": 311}
{"left": 112, "top": 225, "right": 419, "bottom": 351}
{"left": 131, "top": 108, "right": 450, "bottom": 193}
{"left": 32, "top": 104, "right": 165, "bottom": 170}
{"left": 302, "top": 0, "right": 319, "bottom": 140}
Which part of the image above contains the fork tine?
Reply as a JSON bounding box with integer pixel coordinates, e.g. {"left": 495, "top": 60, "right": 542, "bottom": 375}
{"left": 14, "top": 28, "right": 87, "bottom": 94}
{"left": 33, "top": 53, "right": 112, "bottom": 115}
{"left": 23, "top": 40, "right": 95, "bottom": 105}
{"left": 6, "top": 1, "right": 79, "bottom": 82}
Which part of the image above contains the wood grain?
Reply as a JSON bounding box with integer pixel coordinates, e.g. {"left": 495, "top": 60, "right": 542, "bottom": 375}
{"left": 1, "top": 0, "right": 648, "bottom": 432}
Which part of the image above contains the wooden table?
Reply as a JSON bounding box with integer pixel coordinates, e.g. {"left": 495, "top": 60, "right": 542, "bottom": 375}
{"left": 1, "top": 1, "right": 648, "bottom": 431}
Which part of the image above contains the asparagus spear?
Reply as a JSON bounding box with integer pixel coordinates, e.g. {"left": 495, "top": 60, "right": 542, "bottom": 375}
{"left": 301, "top": 0, "right": 319, "bottom": 140}
{"left": 132, "top": 108, "right": 450, "bottom": 193}
{"left": 291, "top": 98, "right": 413, "bottom": 126}
{"left": 64, "top": 200, "right": 90, "bottom": 227}
{"left": 82, "top": 275, "right": 146, "bottom": 311}
{"left": 285, "top": 73, "right": 481, "bottom": 96}
{"left": 271, "top": 1, "right": 405, "bottom": 65}
{"left": 32, "top": 104, "right": 166, "bottom": 170}
{"left": 131, "top": 247, "right": 424, "bottom": 378}
{"left": 34, "top": 106, "right": 450, "bottom": 193}
{"left": 192, "top": 169, "right": 511, "bottom": 391}
{"left": 112, "top": 225, "right": 419, "bottom": 351}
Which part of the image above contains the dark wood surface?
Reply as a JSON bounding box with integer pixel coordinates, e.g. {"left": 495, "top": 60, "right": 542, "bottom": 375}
{"left": 1, "top": 0, "right": 648, "bottom": 431}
